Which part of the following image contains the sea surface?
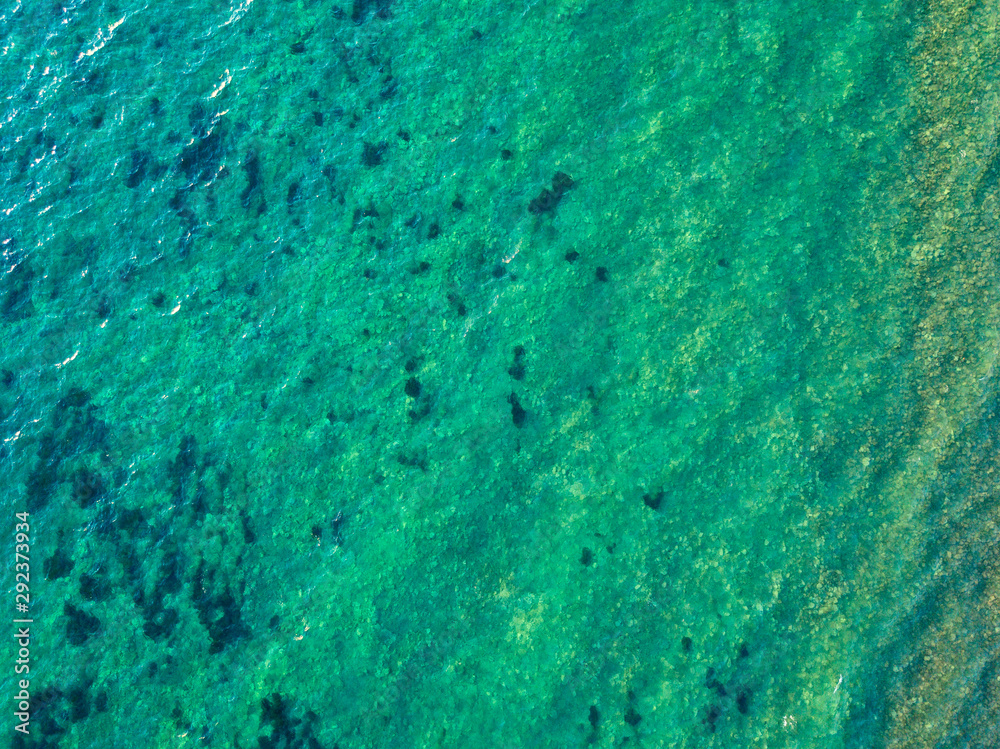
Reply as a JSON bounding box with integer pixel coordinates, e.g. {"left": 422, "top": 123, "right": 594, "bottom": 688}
{"left": 3, "top": 0, "right": 1000, "bottom": 746}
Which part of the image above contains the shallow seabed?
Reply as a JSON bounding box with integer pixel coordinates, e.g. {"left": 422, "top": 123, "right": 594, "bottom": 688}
{"left": 3, "top": 0, "right": 1000, "bottom": 746}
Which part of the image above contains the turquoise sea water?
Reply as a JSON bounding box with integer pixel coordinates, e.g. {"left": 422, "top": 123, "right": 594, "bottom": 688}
{"left": 4, "top": 0, "right": 1000, "bottom": 746}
